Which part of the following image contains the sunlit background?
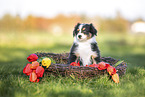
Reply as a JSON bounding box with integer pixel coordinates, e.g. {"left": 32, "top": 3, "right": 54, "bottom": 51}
{"left": 0, "top": 0, "right": 145, "bottom": 34}
{"left": 0, "top": 0, "right": 145, "bottom": 61}
{"left": 0, "top": 0, "right": 145, "bottom": 97}
{"left": 0, "top": 0, "right": 145, "bottom": 56}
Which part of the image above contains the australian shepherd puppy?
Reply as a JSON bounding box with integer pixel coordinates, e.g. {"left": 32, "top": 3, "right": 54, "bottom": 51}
{"left": 68, "top": 23, "right": 101, "bottom": 66}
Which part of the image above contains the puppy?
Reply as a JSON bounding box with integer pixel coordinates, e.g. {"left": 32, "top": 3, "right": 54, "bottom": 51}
{"left": 68, "top": 23, "right": 101, "bottom": 66}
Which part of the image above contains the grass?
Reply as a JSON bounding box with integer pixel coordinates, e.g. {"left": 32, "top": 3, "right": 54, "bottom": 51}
{"left": 0, "top": 31, "right": 145, "bottom": 97}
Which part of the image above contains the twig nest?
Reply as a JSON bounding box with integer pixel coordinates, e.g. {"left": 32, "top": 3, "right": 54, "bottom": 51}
{"left": 36, "top": 52, "right": 127, "bottom": 78}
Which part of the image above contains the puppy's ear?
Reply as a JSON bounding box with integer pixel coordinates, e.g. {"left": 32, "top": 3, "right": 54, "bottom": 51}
{"left": 73, "top": 23, "right": 80, "bottom": 37}
{"left": 90, "top": 23, "right": 97, "bottom": 36}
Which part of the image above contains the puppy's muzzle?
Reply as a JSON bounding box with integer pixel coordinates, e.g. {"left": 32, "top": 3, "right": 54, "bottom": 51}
{"left": 78, "top": 35, "right": 82, "bottom": 39}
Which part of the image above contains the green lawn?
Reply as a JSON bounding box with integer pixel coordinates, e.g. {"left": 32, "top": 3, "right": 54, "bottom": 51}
{"left": 0, "top": 32, "right": 145, "bottom": 97}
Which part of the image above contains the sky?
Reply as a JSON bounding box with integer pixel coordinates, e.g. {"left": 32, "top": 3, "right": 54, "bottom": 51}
{"left": 0, "top": 0, "right": 145, "bottom": 20}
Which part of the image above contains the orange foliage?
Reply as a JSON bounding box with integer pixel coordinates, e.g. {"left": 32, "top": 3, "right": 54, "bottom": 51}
{"left": 0, "top": 13, "right": 129, "bottom": 33}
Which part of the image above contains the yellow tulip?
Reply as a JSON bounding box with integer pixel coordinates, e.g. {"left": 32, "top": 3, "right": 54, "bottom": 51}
{"left": 112, "top": 73, "right": 119, "bottom": 83}
{"left": 42, "top": 58, "right": 51, "bottom": 68}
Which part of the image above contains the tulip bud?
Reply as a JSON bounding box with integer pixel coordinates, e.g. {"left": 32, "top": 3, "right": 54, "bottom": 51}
{"left": 42, "top": 58, "right": 51, "bottom": 68}
{"left": 27, "top": 54, "right": 38, "bottom": 62}
{"left": 112, "top": 73, "right": 119, "bottom": 83}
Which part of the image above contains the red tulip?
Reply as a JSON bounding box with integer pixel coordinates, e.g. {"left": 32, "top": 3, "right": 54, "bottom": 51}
{"left": 97, "top": 62, "right": 110, "bottom": 70}
{"left": 77, "top": 62, "right": 80, "bottom": 66}
{"left": 27, "top": 54, "right": 38, "bottom": 62}
{"left": 112, "top": 73, "right": 119, "bottom": 83}
{"left": 89, "top": 64, "right": 99, "bottom": 67}
{"left": 107, "top": 65, "right": 116, "bottom": 76}
{"left": 29, "top": 71, "right": 37, "bottom": 82}
{"left": 36, "top": 66, "right": 44, "bottom": 78}
{"left": 70, "top": 62, "right": 80, "bottom": 66}
{"left": 23, "top": 63, "right": 32, "bottom": 76}
{"left": 36, "top": 78, "right": 40, "bottom": 82}
{"left": 30, "top": 61, "right": 39, "bottom": 70}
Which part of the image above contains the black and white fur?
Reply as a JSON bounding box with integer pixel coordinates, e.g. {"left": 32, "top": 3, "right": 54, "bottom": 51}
{"left": 68, "top": 23, "right": 101, "bottom": 66}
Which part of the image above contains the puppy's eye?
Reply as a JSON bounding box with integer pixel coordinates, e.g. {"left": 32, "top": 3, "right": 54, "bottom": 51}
{"left": 83, "top": 28, "right": 85, "bottom": 30}
{"left": 77, "top": 29, "right": 80, "bottom": 31}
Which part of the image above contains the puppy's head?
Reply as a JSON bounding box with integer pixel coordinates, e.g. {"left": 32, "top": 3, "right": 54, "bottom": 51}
{"left": 73, "top": 23, "right": 97, "bottom": 41}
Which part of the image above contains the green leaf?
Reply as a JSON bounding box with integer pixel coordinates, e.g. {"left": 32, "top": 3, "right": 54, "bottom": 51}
{"left": 37, "top": 57, "right": 45, "bottom": 63}
{"left": 49, "top": 58, "right": 56, "bottom": 64}
{"left": 114, "top": 60, "right": 124, "bottom": 67}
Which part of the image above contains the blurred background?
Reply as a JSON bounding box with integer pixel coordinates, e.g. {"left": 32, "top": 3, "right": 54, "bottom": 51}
{"left": 0, "top": 0, "right": 145, "bottom": 68}
{"left": 0, "top": 1, "right": 145, "bottom": 96}
{"left": 0, "top": 0, "right": 145, "bottom": 33}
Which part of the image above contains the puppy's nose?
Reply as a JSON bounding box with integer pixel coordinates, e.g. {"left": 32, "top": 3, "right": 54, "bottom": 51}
{"left": 78, "top": 35, "right": 82, "bottom": 39}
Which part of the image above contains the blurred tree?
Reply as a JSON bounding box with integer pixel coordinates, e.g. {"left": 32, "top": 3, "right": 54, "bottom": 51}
{"left": 0, "top": 14, "right": 23, "bottom": 32}
{"left": 13, "top": 14, "right": 23, "bottom": 31}
{"left": 0, "top": 14, "right": 15, "bottom": 31}
{"left": 99, "top": 11, "right": 129, "bottom": 33}
{"left": 50, "top": 14, "right": 80, "bottom": 34}
{"left": 134, "top": 18, "right": 144, "bottom": 22}
{"left": 35, "top": 17, "right": 50, "bottom": 31}
{"left": 80, "top": 14, "right": 88, "bottom": 23}
{"left": 23, "top": 15, "right": 37, "bottom": 31}
{"left": 0, "top": 12, "right": 129, "bottom": 34}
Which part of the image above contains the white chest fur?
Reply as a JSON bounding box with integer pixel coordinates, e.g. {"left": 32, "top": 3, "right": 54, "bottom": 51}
{"left": 74, "top": 37, "right": 97, "bottom": 66}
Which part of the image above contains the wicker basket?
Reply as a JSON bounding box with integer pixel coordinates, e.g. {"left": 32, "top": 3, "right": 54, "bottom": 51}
{"left": 36, "top": 52, "right": 127, "bottom": 78}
